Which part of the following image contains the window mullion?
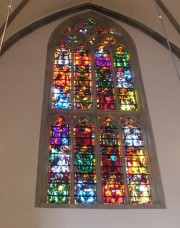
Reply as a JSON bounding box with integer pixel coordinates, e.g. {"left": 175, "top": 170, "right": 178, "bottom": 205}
{"left": 91, "top": 46, "right": 97, "bottom": 109}
{"left": 110, "top": 48, "right": 119, "bottom": 110}
{"left": 70, "top": 114, "right": 75, "bottom": 204}
{"left": 43, "top": 114, "right": 53, "bottom": 204}
{"left": 94, "top": 115, "right": 102, "bottom": 204}
{"left": 118, "top": 117, "right": 130, "bottom": 204}
{"left": 91, "top": 46, "right": 102, "bottom": 204}
{"left": 71, "top": 48, "right": 75, "bottom": 109}
{"left": 70, "top": 47, "right": 75, "bottom": 203}
{"left": 111, "top": 47, "right": 130, "bottom": 203}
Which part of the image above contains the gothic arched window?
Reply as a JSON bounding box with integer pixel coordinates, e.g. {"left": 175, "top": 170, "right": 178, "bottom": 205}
{"left": 36, "top": 13, "right": 165, "bottom": 208}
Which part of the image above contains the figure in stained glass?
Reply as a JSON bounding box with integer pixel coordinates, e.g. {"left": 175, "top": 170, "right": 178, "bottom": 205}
{"left": 122, "top": 118, "right": 151, "bottom": 204}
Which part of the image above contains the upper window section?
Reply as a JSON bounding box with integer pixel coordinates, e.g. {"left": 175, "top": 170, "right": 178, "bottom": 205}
{"left": 51, "top": 17, "right": 137, "bottom": 111}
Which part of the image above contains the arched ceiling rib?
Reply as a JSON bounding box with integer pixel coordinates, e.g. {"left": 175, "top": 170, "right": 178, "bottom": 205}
{"left": 0, "top": 0, "right": 179, "bottom": 56}
{"left": 162, "top": 0, "right": 180, "bottom": 24}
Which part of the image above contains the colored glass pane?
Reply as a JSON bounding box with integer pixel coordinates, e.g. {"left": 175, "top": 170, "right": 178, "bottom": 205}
{"left": 52, "top": 44, "right": 71, "bottom": 109}
{"left": 84, "top": 18, "right": 97, "bottom": 27}
{"left": 74, "top": 117, "right": 97, "bottom": 204}
{"left": 99, "top": 117, "right": 125, "bottom": 204}
{"left": 79, "top": 27, "right": 89, "bottom": 34}
{"left": 66, "top": 35, "right": 79, "bottom": 43}
{"left": 93, "top": 27, "right": 107, "bottom": 35}
{"left": 78, "top": 18, "right": 114, "bottom": 35}
{"left": 74, "top": 46, "right": 92, "bottom": 109}
{"left": 47, "top": 116, "right": 71, "bottom": 204}
{"left": 95, "top": 47, "right": 116, "bottom": 110}
{"left": 103, "top": 36, "right": 117, "bottom": 45}
{"left": 114, "top": 47, "right": 137, "bottom": 111}
{"left": 78, "top": 18, "right": 98, "bottom": 40}
{"left": 122, "top": 118, "right": 152, "bottom": 204}
{"left": 63, "top": 26, "right": 72, "bottom": 34}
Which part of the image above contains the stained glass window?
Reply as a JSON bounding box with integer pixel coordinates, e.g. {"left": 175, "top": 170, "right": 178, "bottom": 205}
{"left": 36, "top": 13, "right": 164, "bottom": 208}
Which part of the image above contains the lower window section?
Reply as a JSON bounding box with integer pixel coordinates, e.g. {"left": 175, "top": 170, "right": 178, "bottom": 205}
{"left": 46, "top": 114, "right": 152, "bottom": 205}
{"left": 47, "top": 182, "right": 70, "bottom": 204}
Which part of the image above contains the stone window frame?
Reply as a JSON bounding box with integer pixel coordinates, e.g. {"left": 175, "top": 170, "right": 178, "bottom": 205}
{"left": 35, "top": 11, "right": 165, "bottom": 209}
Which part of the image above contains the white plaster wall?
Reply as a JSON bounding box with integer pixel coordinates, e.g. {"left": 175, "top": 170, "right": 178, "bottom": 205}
{"left": 0, "top": 16, "right": 180, "bottom": 228}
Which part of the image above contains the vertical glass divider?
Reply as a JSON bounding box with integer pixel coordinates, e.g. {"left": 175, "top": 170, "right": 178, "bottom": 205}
{"left": 69, "top": 114, "right": 75, "bottom": 204}
{"left": 94, "top": 114, "right": 102, "bottom": 204}
{"left": 111, "top": 49, "right": 119, "bottom": 110}
{"left": 119, "top": 116, "right": 130, "bottom": 204}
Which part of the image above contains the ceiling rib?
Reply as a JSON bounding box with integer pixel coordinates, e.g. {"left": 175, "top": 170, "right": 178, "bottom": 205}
{"left": 0, "top": 3, "right": 179, "bottom": 58}
{"left": 156, "top": 0, "right": 180, "bottom": 34}
{"left": 0, "top": 0, "right": 30, "bottom": 36}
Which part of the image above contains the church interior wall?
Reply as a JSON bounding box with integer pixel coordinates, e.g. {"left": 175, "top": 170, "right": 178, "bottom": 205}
{"left": 0, "top": 15, "right": 180, "bottom": 228}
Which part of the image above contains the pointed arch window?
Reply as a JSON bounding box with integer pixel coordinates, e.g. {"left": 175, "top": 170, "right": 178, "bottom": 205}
{"left": 36, "top": 13, "right": 165, "bottom": 208}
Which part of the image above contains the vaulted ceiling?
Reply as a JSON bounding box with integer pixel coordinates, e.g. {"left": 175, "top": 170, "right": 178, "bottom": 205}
{"left": 0, "top": 0, "right": 179, "bottom": 56}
